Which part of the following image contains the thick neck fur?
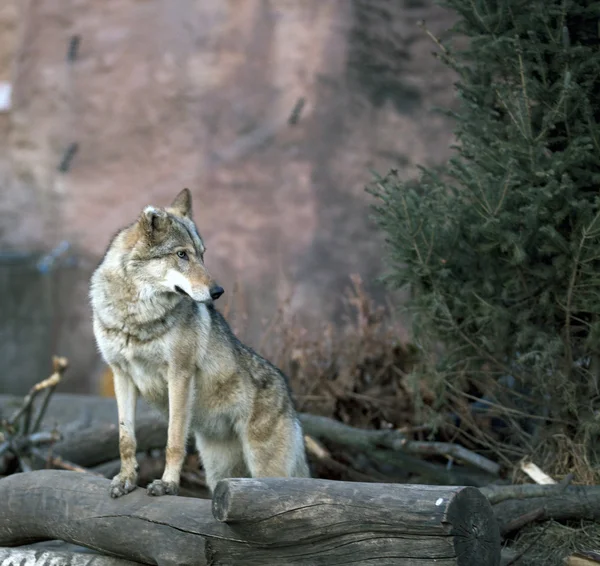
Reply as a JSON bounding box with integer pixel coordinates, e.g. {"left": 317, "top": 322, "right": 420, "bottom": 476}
{"left": 91, "top": 231, "right": 186, "bottom": 339}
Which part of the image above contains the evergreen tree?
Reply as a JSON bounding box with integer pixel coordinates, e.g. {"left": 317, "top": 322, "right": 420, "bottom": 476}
{"left": 370, "top": 0, "right": 600, "bottom": 475}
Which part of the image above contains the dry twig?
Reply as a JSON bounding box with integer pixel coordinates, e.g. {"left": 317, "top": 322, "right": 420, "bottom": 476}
{"left": 5, "top": 356, "right": 68, "bottom": 432}
{"left": 0, "top": 356, "right": 68, "bottom": 474}
{"left": 30, "top": 447, "right": 102, "bottom": 475}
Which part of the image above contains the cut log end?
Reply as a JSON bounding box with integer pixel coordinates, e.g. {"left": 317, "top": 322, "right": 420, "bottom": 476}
{"left": 445, "top": 486, "right": 502, "bottom": 566}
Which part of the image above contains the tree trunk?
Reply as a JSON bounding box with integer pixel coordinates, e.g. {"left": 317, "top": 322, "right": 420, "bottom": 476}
{"left": 490, "top": 486, "right": 600, "bottom": 536}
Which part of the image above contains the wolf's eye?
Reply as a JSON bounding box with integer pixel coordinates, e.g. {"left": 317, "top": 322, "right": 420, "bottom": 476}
{"left": 176, "top": 250, "right": 189, "bottom": 260}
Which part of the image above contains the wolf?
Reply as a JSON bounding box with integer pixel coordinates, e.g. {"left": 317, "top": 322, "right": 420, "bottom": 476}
{"left": 89, "top": 188, "right": 310, "bottom": 498}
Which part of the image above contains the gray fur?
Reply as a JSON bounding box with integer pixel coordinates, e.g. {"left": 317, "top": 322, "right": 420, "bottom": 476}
{"left": 89, "top": 189, "right": 310, "bottom": 497}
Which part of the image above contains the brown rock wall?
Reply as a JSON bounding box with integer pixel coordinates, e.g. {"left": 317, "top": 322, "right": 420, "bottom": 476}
{"left": 0, "top": 0, "right": 458, "bottom": 393}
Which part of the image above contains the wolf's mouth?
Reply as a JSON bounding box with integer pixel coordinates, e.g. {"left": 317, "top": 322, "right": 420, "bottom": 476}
{"left": 174, "top": 285, "right": 191, "bottom": 298}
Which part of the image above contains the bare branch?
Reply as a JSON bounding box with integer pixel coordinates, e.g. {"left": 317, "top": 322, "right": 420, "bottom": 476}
{"left": 299, "top": 413, "right": 500, "bottom": 475}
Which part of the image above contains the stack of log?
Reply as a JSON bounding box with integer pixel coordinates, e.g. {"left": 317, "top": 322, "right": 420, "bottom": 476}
{"left": 2, "top": 469, "right": 600, "bottom": 565}
{"left": 0, "top": 471, "right": 501, "bottom": 565}
{"left": 1, "top": 361, "right": 600, "bottom": 565}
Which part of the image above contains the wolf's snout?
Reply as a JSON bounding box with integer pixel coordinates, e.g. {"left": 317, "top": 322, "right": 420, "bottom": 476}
{"left": 210, "top": 285, "right": 224, "bottom": 301}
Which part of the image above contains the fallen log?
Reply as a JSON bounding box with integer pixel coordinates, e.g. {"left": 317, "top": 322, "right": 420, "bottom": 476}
{"left": 0, "top": 470, "right": 501, "bottom": 566}
{"left": 482, "top": 484, "right": 600, "bottom": 535}
{"left": 52, "top": 415, "right": 167, "bottom": 468}
{"left": 298, "top": 413, "right": 500, "bottom": 475}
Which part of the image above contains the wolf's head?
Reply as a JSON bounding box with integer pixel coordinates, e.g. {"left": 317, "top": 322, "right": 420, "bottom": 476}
{"left": 123, "top": 188, "right": 224, "bottom": 304}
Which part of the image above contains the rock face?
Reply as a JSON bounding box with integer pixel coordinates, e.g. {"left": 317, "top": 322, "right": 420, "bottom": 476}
{"left": 0, "top": 0, "right": 458, "bottom": 393}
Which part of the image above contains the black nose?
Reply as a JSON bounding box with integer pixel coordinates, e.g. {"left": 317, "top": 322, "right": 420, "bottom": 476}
{"left": 210, "top": 285, "right": 224, "bottom": 301}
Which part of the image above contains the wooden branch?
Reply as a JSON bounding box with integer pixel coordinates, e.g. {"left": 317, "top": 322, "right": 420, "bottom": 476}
{"left": 299, "top": 413, "right": 500, "bottom": 475}
{"left": 481, "top": 483, "right": 600, "bottom": 505}
{"left": 12, "top": 430, "right": 61, "bottom": 451}
{"left": 486, "top": 485, "right": 600, "bottom": 536}
{"left": 500, "top": 508, "right": 545, "bottom": 535}
{"left": 5, "top": 356, "right": 68, "bottom": 431}
{"left": 30, "top": 359, "right": 67, "bottom": 433}
{"left": 0, "top": 470, "right": 501, "bottom": 566}
{"left": 401, "top": 440, "right": 500, "bottom": 474}
{"left": 30, "top": 447, "right": 103, "bottom": 475}
{"left": 0, "top": 360, "right": 68, "bottom": 474}
{"left": 367, "top": 447, "right": 499, "bottom": 487}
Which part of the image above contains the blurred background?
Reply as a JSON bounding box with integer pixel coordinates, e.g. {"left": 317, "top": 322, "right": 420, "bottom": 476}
{"left": 0, "top": 0, "right": 458, "bottom": 395}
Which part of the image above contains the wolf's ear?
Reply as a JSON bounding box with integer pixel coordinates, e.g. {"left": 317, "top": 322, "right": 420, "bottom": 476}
{"left": 170, "top": 188, "right": 192, "bottom": 218}
{"left": 140, "top": 206, "right": 169, "bottom": 237}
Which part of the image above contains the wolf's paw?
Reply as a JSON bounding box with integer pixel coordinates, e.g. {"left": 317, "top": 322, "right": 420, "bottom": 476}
{"left": 146, "top": 479, "right": 179, "bottom": 496}
{"left": 110, "top": 474, "right": 138, "bottom": 498}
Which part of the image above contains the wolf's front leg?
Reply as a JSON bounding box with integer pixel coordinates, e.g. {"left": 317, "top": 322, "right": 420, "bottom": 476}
{"left": 147, "top": 373, "right": 194, "bottom": 496}
{"left": 110, "top": 368, "right": 139, "bottom": 498}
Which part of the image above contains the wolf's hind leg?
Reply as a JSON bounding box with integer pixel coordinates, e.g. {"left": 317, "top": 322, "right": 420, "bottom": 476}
{"left": 242, "top": 417, "right": 308, "bottom": 479}
{"left": 195, "top": 433, "right": 248, "bottom": 493}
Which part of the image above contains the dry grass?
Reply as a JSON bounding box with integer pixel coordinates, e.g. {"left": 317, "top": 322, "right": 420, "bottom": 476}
{"left": 509, "top": 520, "right": 600, "bottom": 566}
{"left": 429, "top": 373, "right": 600, "bottom": 485}
{"left": 526, "top": 434, "right": 600, "bottom": 487}
{"left": 222, "top": 274, "right": 420, "bottom": 433}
